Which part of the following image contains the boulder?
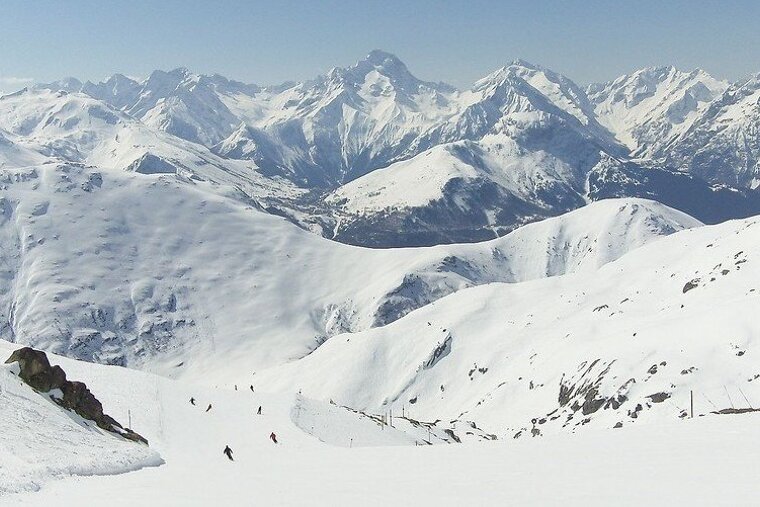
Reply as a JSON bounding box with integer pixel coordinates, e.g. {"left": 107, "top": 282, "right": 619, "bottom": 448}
{"left": 5, "top": 347, "right": 67, "bottom": 392}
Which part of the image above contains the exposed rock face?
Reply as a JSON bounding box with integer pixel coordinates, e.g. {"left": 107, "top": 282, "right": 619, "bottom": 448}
{"left": 5, "top": 347, "right": 148, "bottom": 445}
{"left": 647, "top": 392, "right": 672, "bottom": 404}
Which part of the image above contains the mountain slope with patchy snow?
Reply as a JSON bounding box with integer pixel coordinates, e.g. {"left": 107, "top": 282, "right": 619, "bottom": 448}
{"left": 256, "top": 213, "right": 760, "bottom": 437}
{"left": 588, "top": 66, "right": 727, "bottom": 155}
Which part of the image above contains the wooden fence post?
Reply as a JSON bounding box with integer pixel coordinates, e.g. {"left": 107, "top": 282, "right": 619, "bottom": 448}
{"left": 690, "top": 390, "right": 693, "bottom": 418}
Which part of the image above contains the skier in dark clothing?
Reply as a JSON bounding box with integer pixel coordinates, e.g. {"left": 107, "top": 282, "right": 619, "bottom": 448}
{"left": 250, "top": 385, "right": 254, "bottom": 393}
{"left": 270, "top": 432, "right": 278, "bottom": 444}
{"left": 190, "top": 397, "right": 195, "bottom": 405}
{"left": 257, "top": 406, "right": 262, "bottom": 415}
{"left": 206, "top": 404, "right": 212, "bottom": 412}
{"left": 223, "top": 445, "right": 234, "bottom": 461}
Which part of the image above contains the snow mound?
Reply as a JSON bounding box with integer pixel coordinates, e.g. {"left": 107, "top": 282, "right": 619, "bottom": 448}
{"left": 0, "top": 343, "right": 161, "bottom": 496}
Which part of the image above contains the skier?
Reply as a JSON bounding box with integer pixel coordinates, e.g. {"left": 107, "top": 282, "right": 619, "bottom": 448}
{"left": 206, "top": 404, "right": 212, "bottom": 412}
{"left": 190, "top": 397, "right": 196, "bottom": 405}
{"left": 269, "top": 432, "right": 278, "bottom": 444}
{"left": 234, "top": 385, "right": 238, "bottom": 391}
{"left": 257, "top": 406, "right": 262, "bottom": 415}
{"left": 223, "top": 445, "right": 234, "bottom": 461}
{"left": 250, "top": 385, "right": 254, "bottom": 393}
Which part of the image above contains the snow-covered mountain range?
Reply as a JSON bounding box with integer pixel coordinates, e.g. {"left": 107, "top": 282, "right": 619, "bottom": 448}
{"left": 4, "top": 50, "right": 753, "bottom": 246}
{"left": 4, "top": 51, "right": 760, "bottom": 503}
{"left": 2, "top": 48, "right": 759, "bottom": 409}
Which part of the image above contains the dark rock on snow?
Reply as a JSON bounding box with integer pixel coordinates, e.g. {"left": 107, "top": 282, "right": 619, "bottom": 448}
{"left": 5, "top": 347, "right": 148, "bottom": 445}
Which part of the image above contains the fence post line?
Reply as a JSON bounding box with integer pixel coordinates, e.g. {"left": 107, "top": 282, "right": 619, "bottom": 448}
{"left": 724, "top": 385, "right": 735, "bottom": 409}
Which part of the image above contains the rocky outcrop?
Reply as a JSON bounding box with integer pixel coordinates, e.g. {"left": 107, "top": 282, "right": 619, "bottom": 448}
{"left": 5, "top": 347, "right": 148, "bottom": 445}
{"left": 5, "top": 347, "right": 66, "bottom": 392}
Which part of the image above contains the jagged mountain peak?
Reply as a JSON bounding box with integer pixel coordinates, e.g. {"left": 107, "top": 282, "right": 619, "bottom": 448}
{"left": 362, "top": 49, "right": 408, "bottom": 71}
{"left": 350, "top": 50, "right": 414, "bottom": 83}
{"left": 143, "top": 67, "right": 194, "bottom": 88}
{"left": 607, "top": 65, "right": 718, "bottom": 85}
{"left": 588, "top": 64, "right": 728, "bottom": 156}
{"left": 731, "top": 72, "right": 760, "bottom": 92}
{"left": 317, "top": 50, "right": 455, "bottom": 95}
{"left": 80, "top": 73, "right": 142, "bottom": 107}
{"left": 657, "top": 70, "right": 760, "bottom": 188}
{"left": 98, "top": 73, "right": 140, "bottom": 89}
{"left": 633, "top": 64, "right": 677, "bottom": 76}
{"left": 473, "top": 59, "right": 588, "bottom": 100}
{"left": 589, "top": 65, "right": 725, "bottom": 103}
{"left": 469, "top": 58, "right": 609, "bottom": 138}
{"left": 624, "top": 65, "right": 715, "bottom": 81}
{"left": 168, "top": 66, "right": 192, "bottom": 77}
{"left": 509, "top": 57, "right": 539, "bottom": 68}
{"left": 35, "top": 76, "right": 84, "bottom": 93}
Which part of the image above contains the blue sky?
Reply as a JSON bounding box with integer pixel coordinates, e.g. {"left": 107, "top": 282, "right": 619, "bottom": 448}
{"left": 1, "top": 0, "right": 758, "bottom": 92}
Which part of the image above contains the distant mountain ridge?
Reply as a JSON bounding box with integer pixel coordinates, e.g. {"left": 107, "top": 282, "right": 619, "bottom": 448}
{"left": 5, "top": 50, "right": 760, "bottom": 246}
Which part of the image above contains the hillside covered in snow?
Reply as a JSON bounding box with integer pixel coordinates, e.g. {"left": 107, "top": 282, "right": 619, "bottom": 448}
{"left": 256, "top": 213, "right": 760, "bottom": 437}
{"left": 0, "top": 157, "right": 700, "bottom": 379}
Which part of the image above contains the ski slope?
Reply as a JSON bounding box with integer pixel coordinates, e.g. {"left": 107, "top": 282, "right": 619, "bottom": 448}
{"left": 3, "top": 338, "right": 760, "bottom": 506}
{"left": 0, "top": 339, "right": 482, "bottom": 500}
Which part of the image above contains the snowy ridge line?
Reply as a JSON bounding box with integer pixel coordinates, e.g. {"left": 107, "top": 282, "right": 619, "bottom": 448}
{"left": 0, "top": 161, "right": 699, "bottom": 381}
